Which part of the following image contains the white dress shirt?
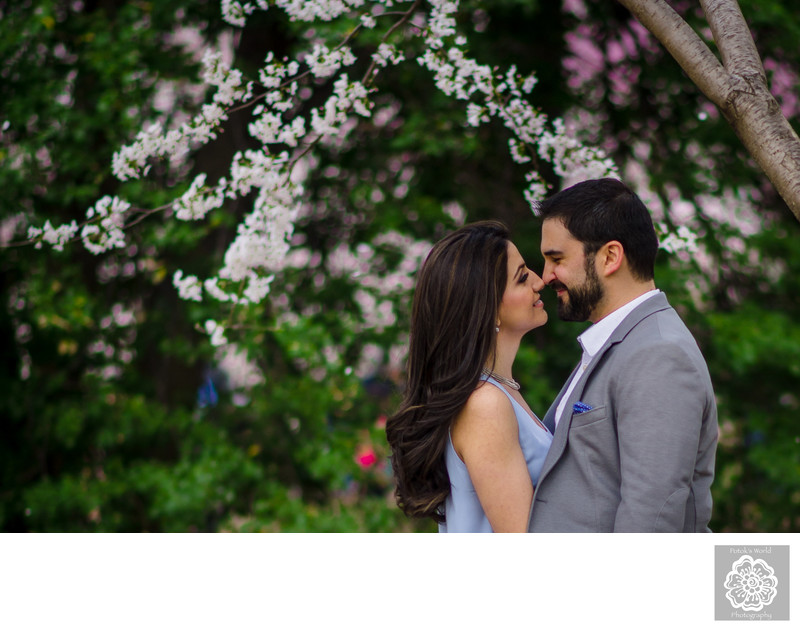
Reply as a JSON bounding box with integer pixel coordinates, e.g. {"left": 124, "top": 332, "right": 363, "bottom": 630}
{"left": 554, "top": 289, "right": 661, "bottom": 427}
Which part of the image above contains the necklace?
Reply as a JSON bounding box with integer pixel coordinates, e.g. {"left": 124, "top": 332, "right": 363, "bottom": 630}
{"left": 481, "top": 368, "right": 520, "bottom": 391}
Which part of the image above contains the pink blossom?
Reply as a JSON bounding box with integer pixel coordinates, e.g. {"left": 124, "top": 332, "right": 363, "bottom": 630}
{"left": 356, "top": 446, "right": 377, "bottom": 469}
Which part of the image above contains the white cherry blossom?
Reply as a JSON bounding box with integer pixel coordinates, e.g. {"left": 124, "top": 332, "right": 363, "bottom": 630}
{"left": 25, "top": 0, "right": 625, "bottom": 350}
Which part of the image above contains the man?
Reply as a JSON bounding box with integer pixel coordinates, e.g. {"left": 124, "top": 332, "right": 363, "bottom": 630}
{"left": 528, "top": 178, "right": 718, "bottom": 532}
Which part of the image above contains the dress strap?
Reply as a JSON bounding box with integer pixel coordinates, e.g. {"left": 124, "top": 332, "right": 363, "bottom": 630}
{"left": 480, "top": 375, "right": 550, "bottom": 434}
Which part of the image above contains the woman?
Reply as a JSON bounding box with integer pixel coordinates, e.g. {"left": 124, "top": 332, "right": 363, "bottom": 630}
{"left": 385, "top": 221, "right": 552, "bottom": 532}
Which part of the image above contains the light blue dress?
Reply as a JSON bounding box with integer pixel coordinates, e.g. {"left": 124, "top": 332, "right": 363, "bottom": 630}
{"left": 439, "top": 375, "right": 553, "bottom": 533}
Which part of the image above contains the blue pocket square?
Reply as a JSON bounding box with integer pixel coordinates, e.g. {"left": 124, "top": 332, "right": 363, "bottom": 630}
{"left": 572, "top": 401, "right": 593, "bottom": 414}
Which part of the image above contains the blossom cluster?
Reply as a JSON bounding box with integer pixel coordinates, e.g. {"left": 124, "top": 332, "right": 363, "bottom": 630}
{"left": 173, "top": 174, "right": 226, "bottom": 221}
{"left": 325, "top": 230, "right": 432, "bottom": 332}
{"left": 215, "top": 342, "right": 265, "bottom": 394}
{"left": 26, "top": 0, "right": 621, "bottom": 352}
{"left": 27, "top": 220, "right": 78, "bottom": 252}
{"left": 222, "top": 0, "right": 389, "bottom": 26}
{"left": 173, "top": 270, "right": 204, "bottom": 302}
{"left": 85, "top": 301, "right": 141, "bottom": 381}
{"left": 658, "top": 224, "right": 700, "bottom": 255}
{"left": 82, "top": 196, "right": 131, "bottom": 254}
{"left": 111, "top": 50, "right": 252, "bottom": 182}
{"left": 306, "top": 44, "right": 357, "bottom": 79}
{"left": 205, "top": 319, "right": 228, "bottom": 347}
{"left": 418, "top": 0, "right": 616, "bottom": 210}
{"left": 372, "top": 43, "right": 405, "bottom": 68}
{"left": 262, "top": 226, "right": 432, "bottom": 383}
{"left": 220, "top": 0, "right": 263, "bottom": 27}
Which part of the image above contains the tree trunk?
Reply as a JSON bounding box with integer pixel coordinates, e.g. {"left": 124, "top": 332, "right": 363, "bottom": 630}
{"left": 617, "top": 0, "right": 800, "bottom": 224}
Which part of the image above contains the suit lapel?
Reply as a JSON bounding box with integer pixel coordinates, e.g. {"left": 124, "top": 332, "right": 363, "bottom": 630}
{"left": 537, "top": 363, "right": 591, "bottom": 483}
{"left": 541, "top": 363, "right": 580, "bottom": 433}
{"left": 535, "top": 293, "right": 673, "bottom": 487}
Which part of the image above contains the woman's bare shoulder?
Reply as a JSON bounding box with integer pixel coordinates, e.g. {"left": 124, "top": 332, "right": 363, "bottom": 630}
{"left": 451, "top": 381, "right": 517, "bottom": 456}
{"left": 461, "top": 380, "right": 514, "bottom": 419}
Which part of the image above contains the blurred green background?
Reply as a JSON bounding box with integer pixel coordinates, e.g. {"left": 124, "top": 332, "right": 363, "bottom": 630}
{"left": 1, "top": 0, "right": 798, "bottom": 532}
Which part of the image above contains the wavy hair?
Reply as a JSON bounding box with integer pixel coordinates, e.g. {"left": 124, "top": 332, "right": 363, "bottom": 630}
{"left": 385, "top": 221, "right": 510, "bottom": 522}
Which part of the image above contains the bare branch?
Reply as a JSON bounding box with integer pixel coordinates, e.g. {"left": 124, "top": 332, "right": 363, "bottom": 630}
{"left": 616, "top": 0, "right": 729, "bottom": 105}
{"left": 700, "top": 0, "right": 765, "bottom": 79}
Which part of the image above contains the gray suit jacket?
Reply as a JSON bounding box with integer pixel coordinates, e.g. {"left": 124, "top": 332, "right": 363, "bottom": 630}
{"left": 528, "top": 293, "right": 718, "bottom": 532}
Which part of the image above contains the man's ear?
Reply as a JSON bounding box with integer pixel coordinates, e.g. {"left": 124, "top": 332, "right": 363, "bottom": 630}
{"left": 597, "top": 240, "right": 624, "bottom": 277}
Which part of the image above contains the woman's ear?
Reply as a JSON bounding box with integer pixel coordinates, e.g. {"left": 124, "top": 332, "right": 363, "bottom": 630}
{"left": 598, "top": 240, "right": 624, "bottom": 277}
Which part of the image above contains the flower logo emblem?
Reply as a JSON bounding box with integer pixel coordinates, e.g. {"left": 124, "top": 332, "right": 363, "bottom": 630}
{"left": 724, "top": 555, "right": 778, "bottom": 612}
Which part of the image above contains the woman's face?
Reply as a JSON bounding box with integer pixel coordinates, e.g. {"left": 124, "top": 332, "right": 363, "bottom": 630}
{"left": 497, "top": 241, "right": 547, "bottom": 334}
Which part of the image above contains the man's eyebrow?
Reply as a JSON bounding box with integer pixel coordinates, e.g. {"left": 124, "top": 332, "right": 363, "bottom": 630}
{"left": 542, "top": 249, "right": 562, "bottom": 258}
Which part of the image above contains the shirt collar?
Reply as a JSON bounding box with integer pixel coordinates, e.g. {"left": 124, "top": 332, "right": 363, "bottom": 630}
{"left": 578, "top": 289, "right": 661, "bottom": 359}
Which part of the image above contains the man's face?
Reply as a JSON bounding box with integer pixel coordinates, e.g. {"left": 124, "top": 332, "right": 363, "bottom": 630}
{"left": 540, "top": 218, "right": 605, "bottom": 323}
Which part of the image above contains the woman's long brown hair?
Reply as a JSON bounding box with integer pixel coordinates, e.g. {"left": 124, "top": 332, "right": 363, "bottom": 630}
{"left": 385, "top": 221, "right": 510, "bottom": 522}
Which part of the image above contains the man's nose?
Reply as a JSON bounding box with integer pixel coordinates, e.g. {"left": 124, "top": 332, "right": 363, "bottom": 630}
{"left": 541, "top": 263, "right": 556, "bottom": 285}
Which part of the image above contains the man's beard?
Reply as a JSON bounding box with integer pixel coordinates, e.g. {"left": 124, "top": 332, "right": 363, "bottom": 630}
{"left": 553, "top": 259, "right": 604, "bottom": 322}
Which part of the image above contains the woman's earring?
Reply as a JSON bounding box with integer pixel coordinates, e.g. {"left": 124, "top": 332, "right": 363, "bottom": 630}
{"left": 495, "top": 323, "right": 500, "bottom": 333}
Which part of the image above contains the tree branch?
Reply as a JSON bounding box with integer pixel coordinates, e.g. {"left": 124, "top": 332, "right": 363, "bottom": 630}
{"left": 618, "top": 0, "right": 800, "bottom": 223}
{"left": 616, "top": 0, "right": 729, "bottom": 109}
{"left": 700, "top": 0, "right": 765, "bottom": 79}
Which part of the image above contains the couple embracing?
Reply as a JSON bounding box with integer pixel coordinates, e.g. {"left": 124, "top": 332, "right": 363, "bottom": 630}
{"left": 385, "top": 178, "right": 719, "bottom": 533}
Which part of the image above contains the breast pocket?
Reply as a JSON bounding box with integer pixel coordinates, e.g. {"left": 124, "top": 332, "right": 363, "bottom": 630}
{"left": 569, "top": 405, "right": 608, "bottom": 429}
{"left": 566, "top": 403, "right": 620, "bottom": 528}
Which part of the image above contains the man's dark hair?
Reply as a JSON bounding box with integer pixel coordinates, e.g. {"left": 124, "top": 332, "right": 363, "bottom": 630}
{"left": 536, "top": 178, "right": 659, "bottom": 281}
